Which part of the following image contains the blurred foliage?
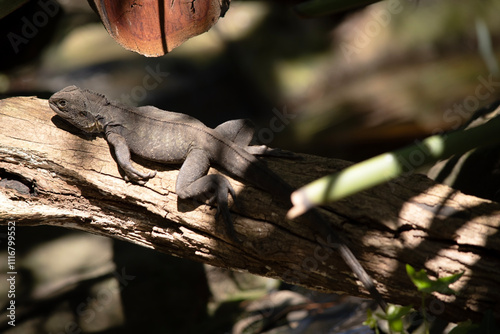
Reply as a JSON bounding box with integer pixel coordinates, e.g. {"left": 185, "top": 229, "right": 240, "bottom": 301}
{"left": 2, "top": 0, "right": 500, "bottom": 160}
{"left": 428, "top": 101, "right": 500, "bottom": 201}
{"left": 2, "top": 0, "right": 500, "bottom": 333}
{"left": 0, "top": 0, "right": 29, "bottom": 19}
{"left": 364, "top": 266, "right": 471, "bottom": 334}
{"left": 294, "top": 0, "right": 382, "bottom": 16}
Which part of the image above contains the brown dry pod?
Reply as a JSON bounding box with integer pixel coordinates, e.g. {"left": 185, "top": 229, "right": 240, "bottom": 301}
{"left": 88, "top": 0, "right": 230, "bottom": 56}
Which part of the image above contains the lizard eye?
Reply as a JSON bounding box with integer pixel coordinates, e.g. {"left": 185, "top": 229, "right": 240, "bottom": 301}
{"left": 78, "top": 111, "right": 86, "bottom": 117}
{"left": 57, "top": 100, "right": 67, "bottom": 109}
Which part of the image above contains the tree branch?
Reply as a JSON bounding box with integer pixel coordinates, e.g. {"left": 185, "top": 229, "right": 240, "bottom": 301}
{"left": 1, "top": 96, "right": 499, "bottom": 322}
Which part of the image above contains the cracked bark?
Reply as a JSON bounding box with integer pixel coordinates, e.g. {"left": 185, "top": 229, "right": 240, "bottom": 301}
{"left": 1, "top": 96, "right": 500, "bottom": 323}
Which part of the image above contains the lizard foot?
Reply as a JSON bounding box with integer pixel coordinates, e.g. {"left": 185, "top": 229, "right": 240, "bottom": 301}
{"left": 209, "top": 177, "right": 241, "bottom": 242}
{"left": 246, "top": 146, "right": 301, "bottom": 159}
{"left": 178, "top": 174, "right": 240, "bottom": 242}
{"left": 123, "top": 170, "right": 157, "bottom": 185}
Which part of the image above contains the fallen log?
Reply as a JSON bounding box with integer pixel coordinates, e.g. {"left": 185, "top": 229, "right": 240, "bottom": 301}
{"left": 1, "top": 96, "right": 499, "bottom": 323}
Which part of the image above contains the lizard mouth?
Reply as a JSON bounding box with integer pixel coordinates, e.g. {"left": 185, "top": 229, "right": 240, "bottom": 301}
{"left": 48, "top": 101, "right": 66, "bottom": 119}
{"left": 48, "top": 100, "right": 58, "bottom": 113}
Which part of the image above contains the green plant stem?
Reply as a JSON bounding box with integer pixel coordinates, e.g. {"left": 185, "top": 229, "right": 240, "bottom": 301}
{"left": 422, "top": 293, "right": 429, "bottom": 334}
{"left": 288, "top": 114, "right": 500, "bottom": 218}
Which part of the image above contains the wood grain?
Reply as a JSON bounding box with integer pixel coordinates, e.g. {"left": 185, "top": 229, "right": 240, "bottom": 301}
{"left": 1, "top": 96, "right": 499, "bottom": 322}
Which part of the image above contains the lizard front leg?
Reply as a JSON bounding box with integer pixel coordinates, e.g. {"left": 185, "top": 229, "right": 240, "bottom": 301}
{"left": 176, "top": 148, "right": 237, "bottom": 237}
{"left": 106, "top": 132, "right": 156, "bottom": 184}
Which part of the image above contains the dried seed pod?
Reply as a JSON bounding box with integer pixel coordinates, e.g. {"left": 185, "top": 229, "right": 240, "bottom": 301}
{"left": 88, "top": 0, "right": 230, "bottom": 56}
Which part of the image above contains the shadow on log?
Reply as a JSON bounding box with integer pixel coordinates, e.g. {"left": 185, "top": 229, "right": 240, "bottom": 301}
{"left": 1, "top": 96, "right": 500, "bottom": 323}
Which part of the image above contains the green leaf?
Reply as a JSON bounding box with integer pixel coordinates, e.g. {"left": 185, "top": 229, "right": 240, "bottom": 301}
{"left": 376, "top": 304, "right": 413, "bottom": 333}
{"left": 386, "top": 304, "right": 413, "bottom": 320}
{"left": 367, "top": 304, "right": 415, "bottom": 334}
{"left": 406, "top": 264, "right": 464, "bottom": 295}
{"left": 449, "top": 310, "right": 500, "bottom": 334}
{"left": 288, "top": 113, "right": 500, "bottom": 217}
{"left": 363, "top": 308, "right": 378, "bottom": 329}
{"left": 376, "top": 304, "right": 412, "bottom": 319}
{"left": 389, "top": 317, "right": 405, "bottom": 333}
{"left": 448, "top": 320, "right": 480, "bottom": 334}
{"left": 469, "top": 310, "right": 500, "bottom": 334}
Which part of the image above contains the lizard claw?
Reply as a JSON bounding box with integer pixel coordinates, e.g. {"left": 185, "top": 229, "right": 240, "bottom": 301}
{"left": 209, "top": 177, "right": 241, "bottom": 242}
{"left": 177, "top": 173, "right": 241, "bottom": 242}
{"left": 123, "top": 169, "right": 157, "bottom": 185}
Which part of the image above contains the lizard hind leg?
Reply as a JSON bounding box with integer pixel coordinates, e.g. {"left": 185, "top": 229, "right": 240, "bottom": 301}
{"left": 214, "top": 119, "right": 255, "bottom": 146}
{"left": 214, "top": 119, "right": 296, "bottom": 158}
{"left": 175, "top": 148, "right": 238, "bottom": 239}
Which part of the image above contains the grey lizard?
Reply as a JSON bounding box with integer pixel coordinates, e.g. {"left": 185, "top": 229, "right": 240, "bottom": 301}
{"left": 49, "top": 85, "right": 386, "bottom": 309}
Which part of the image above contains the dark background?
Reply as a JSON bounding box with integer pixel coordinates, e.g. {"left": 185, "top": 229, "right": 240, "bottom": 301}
{"left": 1, "top": 0, "right": 500, "bottom": 333}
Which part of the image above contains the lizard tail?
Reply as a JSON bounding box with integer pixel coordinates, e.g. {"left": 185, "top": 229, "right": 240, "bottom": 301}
{"left": 215, "top": 142, "right": 294, "bottom": 199}
{"left": 215, "top": 139, "right": 387, "bottom": 310}
{"left": 309, "top": 208, "right": 387, "bottom": 311}
{"left": 336, "top": 241, "right": 387, "bottom": 311}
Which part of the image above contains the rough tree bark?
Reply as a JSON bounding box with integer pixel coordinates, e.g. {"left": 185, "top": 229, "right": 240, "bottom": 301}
{"left": 1, "top": 96, "right": 499, "bottom": 323}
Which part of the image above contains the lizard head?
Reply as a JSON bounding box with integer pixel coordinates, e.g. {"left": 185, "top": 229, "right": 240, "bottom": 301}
{"left": 49, "top": 85, "right": 103, "bottom": 133}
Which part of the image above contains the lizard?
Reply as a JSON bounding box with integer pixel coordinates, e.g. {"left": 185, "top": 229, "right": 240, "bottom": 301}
{"left": 49, "top": 85, "right": 386, "bottom": 309}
